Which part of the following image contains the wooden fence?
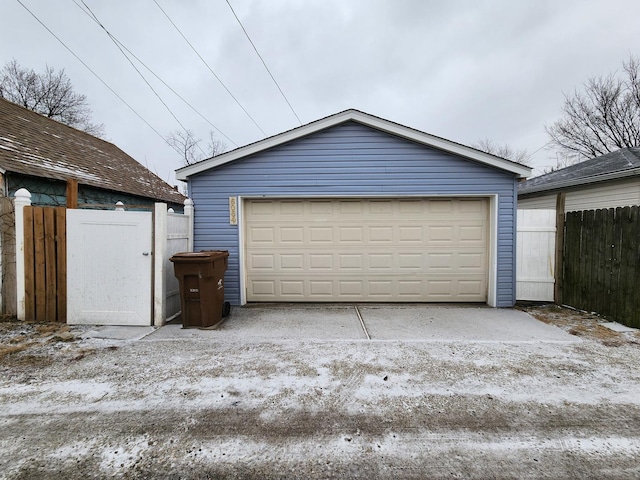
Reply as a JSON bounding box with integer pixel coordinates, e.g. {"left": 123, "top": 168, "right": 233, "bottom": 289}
{"left": 15, "top": 188, "right": 194, "bottom": 325}
{"left": 562, "top": 206, "right": 640, "bottom": 328}
{"left": 23, "top": 206, "right": 67, "bottom": 322}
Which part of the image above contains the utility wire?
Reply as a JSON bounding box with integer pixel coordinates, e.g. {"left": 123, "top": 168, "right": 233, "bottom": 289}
{"left": 14, "top": 0, "right": 187, "bottom": 160}
{"left": 109, "top": 36, "right": 237, "bottom": 148}
{"left": 224, "top": 0, "right": 302, "bottom": 125}
{"left": 524, "top": 140, "right": 553, "bottom": 162}
{"left": 74, "top": 1, "right": 236, "bottom": 147}
{"left": 77, "top": 0, "right": 208, "bottom": 158}
{"left": 153, "top": 0, "right": 267, "bottom": 137}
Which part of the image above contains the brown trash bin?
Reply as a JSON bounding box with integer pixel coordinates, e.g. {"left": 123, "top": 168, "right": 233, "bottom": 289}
{"left": 170, "top": 250, "right": 231, "bottom": 328}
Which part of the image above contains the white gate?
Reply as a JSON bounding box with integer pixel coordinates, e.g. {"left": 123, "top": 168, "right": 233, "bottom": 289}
{"left": 516, "top": 209, "right": 556, "bottom": 302}
{"left": 67, "top": 210, "right": 153, "bottom": 325}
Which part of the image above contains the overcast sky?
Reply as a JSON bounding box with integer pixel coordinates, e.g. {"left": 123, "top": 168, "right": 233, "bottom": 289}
{"left": 2, "top": 0, "right": 639, "bottom": 186}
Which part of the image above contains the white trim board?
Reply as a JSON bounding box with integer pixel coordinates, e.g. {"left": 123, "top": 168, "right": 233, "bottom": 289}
{"left": 238, "top": 194, "right": 499, "bottom": 307}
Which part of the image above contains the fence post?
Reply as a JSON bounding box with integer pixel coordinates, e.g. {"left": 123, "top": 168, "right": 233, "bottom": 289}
{"left": 153, "top": 203, "right": 167, "bottom": 327}
{"left": 184, "top": 198, "right": 194, "bottom": 252}
{"left": 14, "top": 188, "right": 31, "bottom": 321}
{"left": 554, "top": 192, "right": 566, "bottom": 304}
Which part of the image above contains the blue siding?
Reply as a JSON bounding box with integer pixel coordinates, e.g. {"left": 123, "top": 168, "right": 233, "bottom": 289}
{"left": 189, "top": 122, "right": 518, "bottom": 307}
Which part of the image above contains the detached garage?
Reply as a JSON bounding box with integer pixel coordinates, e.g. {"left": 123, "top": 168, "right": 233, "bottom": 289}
{"left": 176, "top": 110, "right": 530, "bottom": 308}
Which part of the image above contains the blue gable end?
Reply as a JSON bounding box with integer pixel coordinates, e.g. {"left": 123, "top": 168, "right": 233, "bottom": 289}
{"left": 189, "top": 121, "right": 518, "bottom": 307}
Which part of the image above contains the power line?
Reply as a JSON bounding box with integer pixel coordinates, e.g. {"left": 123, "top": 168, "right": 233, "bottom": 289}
{"left": 76, "top": 0, "right": 208, "bottom": 158}
{"left": 153, "top": 0, "right": 267, "bottom": 137}
{"left": 524, "top": 140, "right": 553, "bottom": 162}
{"left": 224, "top": 0, "right": 302, "bottom": 125}
{"left": 73, "top": 0, "right": 237, "bottom": 147}
{"left": 107, "top": 34, "right": 238, "bottom": 148}
{"left": 14, "top": 0, "right": 187, "bottom": 160}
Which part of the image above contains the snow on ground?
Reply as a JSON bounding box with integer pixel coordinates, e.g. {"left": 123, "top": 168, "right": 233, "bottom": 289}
{"left": 1, "top": 306, "right": 640, "bottom": 478}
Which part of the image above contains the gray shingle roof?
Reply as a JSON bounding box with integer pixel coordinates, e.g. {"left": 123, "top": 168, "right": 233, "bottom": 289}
{"left": 518, "top": 147, "right": 640, "bottom": 196}
{"left": 0, "top": 97, "right": 186, "bottom": 205}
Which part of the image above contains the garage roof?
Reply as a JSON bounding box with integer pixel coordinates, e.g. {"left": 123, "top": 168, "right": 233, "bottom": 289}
{"left": 176, "top": 109, "right": 531, "bottom": 180}
{"left": 518, "top": 147, "right": 640, "bottom": 196}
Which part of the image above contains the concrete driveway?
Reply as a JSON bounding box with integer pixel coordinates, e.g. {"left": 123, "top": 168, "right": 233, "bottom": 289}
{"left": 148, "top": 304, "right": 575, "bottom": 342}
{"left": 2, "top": 305, "right": 639, "bottom": 479}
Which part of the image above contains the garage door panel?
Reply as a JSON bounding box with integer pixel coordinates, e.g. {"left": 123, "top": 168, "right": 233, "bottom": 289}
{"left": 280, "top": 254, "right": 304, "bottom": 270}
{"left": 309, "top": 200, "right": 333, "bottom": 214}
{"left": 459, "top": 199, "right": 485, "bottom": 213}
{"left": 280, "top": 200, "right": 304, "bottom": 215}
{"left": 339, "top": 254, "right": 363, "bottom": 269}
{"left": 309, "top": 227, "right": 333, "bottom": 242}
{"left": 459, "top": 225, "right": 485, "bottom": 242}
{"left": 309, "top": 254, "right": 333, "bottom": 269}
{"left": 248, "top": 227, "right": 274, "bottom": 243}
{"left": 248, "top": 250, "right": 487, "bottom": 274}
{"left": 339, "top": 200, "right": 363, "bottom": 214}
{"left": 310, "top": 281, "right": 333, "bottom": 296}
{"left": 247, "top": 275, "right": 488, "bottom": 302}
{"left": 369, "top": 226, "right": 394, "bottom": 242}
{"left": 281, "top": 280, "right": 304, "bottom": 296}
{"left": 245, "top": 198, "right": 488, "bottom": 302}
{"left": 339, "top": 226, "right": 364, "bottom": 242}
{"left": 248, "top": 200, "right": 275, "bottom": 216}
{"left": 280, "top": 227, "right": 304, "bottom": 243}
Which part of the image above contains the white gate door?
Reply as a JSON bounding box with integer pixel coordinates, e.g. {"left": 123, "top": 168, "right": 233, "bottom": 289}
{"left": 67, "top": 210, "right": 153, "bottom": 325}
{"left": 516, "top": 209, "right": 556, "bottom": 302}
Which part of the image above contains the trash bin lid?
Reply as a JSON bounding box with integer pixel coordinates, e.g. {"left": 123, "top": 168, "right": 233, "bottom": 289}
{"left": 170, "top": 250, "right": 229, "bottom": 263}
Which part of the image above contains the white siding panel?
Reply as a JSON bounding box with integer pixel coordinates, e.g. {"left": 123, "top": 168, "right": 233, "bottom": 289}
{"left": 565, "top": 178, "right": 640, "bottom": 212}
{"left": 517, "top": 195, "right": 556, "bottom": 210}
{"left": 519, "top": 178, "right": 640, "bottom": 212}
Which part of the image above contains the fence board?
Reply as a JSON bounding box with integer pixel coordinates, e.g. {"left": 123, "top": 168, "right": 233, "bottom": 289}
{"left": 631, "top": 207, "right": 640, "bottom": 327}
{"left": 44, "top": 208, "right": 57, "bottom": 322}
{"left": 33, "top": 207, "right": 46, "bottom": 321}
{"left": 23, "top": 206, "right": 67, "bottom": 322}
{"left": 611, "top": 208, "right": 624, "bottom": 321}
{"left": 593, "top": 209, "right": 605, "bottom": 314}
{"left": 618, "top": 207, "right": 631, "bottom": 322}
{"left": 23, "top": 207, "right": 35, "bottom": 321}
{"left": 562, "top": 205, "right": 640, "bottom": 328}
{"left": 56, "top": 208, "right": 67, "bottom": 322}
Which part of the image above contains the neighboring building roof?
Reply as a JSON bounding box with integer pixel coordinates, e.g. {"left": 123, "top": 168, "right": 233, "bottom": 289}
{"left": 0, "top": 97, "right": 186, "bottom": 205}
{"left": 176, "top": 109, "right": 531, "bottom": 180}
{"left": 519, "top": 147, "right": 640, "bottom": 196}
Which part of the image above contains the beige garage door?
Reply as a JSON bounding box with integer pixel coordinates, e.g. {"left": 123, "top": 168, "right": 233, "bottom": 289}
{"left": 244, "top": 198, "right": 488, "bottom": 302}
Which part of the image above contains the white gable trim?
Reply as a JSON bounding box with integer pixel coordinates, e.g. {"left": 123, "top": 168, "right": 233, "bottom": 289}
{"left": 175, "top": 110, "right": 531, "bottom": 180}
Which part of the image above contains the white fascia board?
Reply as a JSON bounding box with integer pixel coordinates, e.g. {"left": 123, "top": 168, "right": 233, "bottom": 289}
{"left": 175, "top": 109, "right": 532, "bottom": 180}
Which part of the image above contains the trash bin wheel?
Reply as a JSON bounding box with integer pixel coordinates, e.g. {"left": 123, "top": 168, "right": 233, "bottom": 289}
{"left": 222, "top": 301, "right": 231, "bottom": 318}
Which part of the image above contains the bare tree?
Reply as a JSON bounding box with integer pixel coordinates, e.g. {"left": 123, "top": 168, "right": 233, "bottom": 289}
{"left": 0, "top": 60, "right": 104, "bottom": 136}
{"left": 166, "top": 129, "right": 227, "bottom": 165}
{"left": 546, "top": 55, "right": 640, "bottom": 159}
{"left": 472, "top": 138, "right": 530, "bottom": 165}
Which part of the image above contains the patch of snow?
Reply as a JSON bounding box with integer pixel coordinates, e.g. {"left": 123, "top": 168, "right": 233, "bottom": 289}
{"left": 99, "top": 435, "right": 151, "bottom": 473}
{"left": 9, "top": 153, "right": 103, "bottom": 183}
{"left": 601, "top": 322, "right": 638, "bottom": 333}
{"left": 49, "top": 440, "right": 97, "bottom": 460}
